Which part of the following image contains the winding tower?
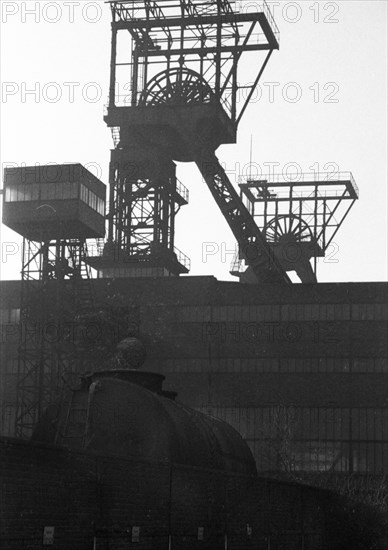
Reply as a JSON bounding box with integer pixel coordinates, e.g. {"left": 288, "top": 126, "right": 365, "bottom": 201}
{"left": 88, "top": 0, "right": 289, "bottom": 283}
{"left": 232, "top": 172, "right": 359, "bottom": 283}
{"left": 2, "top": 164, "right": 106, "bottom": 437}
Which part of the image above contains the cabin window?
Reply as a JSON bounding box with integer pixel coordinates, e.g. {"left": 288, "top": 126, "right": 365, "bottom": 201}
{"left": 5, "top": 185, "right": 18, "bottom": 202}
{"left": 79, "top": 183, "right": 104, "bottom": 214}
{"left": 4, "top": 181, "right": 103, "bottom": 212}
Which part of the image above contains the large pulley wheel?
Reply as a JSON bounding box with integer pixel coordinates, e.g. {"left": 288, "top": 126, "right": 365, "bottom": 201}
{"left": 139, "top": 68, "right": 213, "bottom": 106}
{"left": 264, "top": 214, "right": 312, "bottom": 244}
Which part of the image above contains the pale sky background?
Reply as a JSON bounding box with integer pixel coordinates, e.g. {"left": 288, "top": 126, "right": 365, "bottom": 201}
{"left": 0, "top": 0, "right": 387, "bottom": 283}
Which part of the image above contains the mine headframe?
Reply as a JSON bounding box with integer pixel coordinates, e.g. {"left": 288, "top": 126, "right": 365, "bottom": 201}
{"left": 107, "top": 0, "right": 279, "bottom": 124}
{"left": 87, "top": 0, "right": 288, "bottom": 283}
{"left": 231, "top": 173, "right": 359, "bottom": 283}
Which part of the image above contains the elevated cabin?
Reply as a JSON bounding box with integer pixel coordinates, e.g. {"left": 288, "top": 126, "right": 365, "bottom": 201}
{"left": 2, "top": 164, "right": 106, "bottom": 241}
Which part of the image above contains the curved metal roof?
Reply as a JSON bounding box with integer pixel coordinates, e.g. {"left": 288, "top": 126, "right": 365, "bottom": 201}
{"left": 33, "top": 373, "right": 257, "bottom": 476}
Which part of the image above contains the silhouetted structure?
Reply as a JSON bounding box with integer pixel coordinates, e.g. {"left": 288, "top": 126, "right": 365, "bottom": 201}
{"left": 0, "top": 0, "right": 384, "bottom": 484}
{"left": 2, "top": 164, "right": 106, "bottom": 437}
{"left": 232, "top": 174, "right": 358, "bottom": 282}
{"left": 86, "top": 0, "right": 293, "bottom": 283}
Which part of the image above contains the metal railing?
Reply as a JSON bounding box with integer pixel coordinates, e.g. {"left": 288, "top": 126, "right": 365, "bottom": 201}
{"left": 86, "top": 239, "right": 105, "bottom": 258}
{"left": 176, "top": 178, "right": 189, "bottom": 203}
{"left": 259, "top": 189, "right": 355, "bottom": 200}
{"left": 230, "top": 251, "right": 245, "bottom": 275}
{"left": 263, "top": 0, "right": 280, "bottom": 43}
{"left": 87, "top": 239, "right": 191, "bottom": 271}
{"left": 239, "top": 172, "right": 358, "bottom": 198}
{"left": 111, "top": 127, "right": 121, "bottom": 147}
{"left": 174, "top": 246, "right": 191, "bottom": 271}
{"left": 111, "top": 0, "right": 280, "bottom": 36}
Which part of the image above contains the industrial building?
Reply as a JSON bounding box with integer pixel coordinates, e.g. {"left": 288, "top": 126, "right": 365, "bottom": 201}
{"left": 0, "top": 1, "right": 387, "bottom": 547}
{"left": 1, "top": 276, "right": 387, "bottom": 476}
{"left": 1, "top": 353, "right": 377, "bottom": 549}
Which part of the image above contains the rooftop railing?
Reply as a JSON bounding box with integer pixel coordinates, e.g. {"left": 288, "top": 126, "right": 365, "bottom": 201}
{"left": 174, "top": 246, "right": 191, "bottom": 271}
{"left": 87, "top": 239, "right": 191, "bottom": 270}
{"left": 176, "top": 178, "right": 189, "bottom": 203}
{"left": 262, "top": 0, "right": 280, "bottom": 43}
{"left": 239, "top": 172, "right": 359, "bottom": 198}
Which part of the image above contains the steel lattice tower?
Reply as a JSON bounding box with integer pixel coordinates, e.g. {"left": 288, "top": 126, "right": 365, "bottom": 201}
{"left": 232, "top": 173, "right": 359, "bottom": 283}
{"left": 88, "top": 0, "right": 289, "bottom": 283}
{"left": 2, "top": 164, "right": 106, "bottom": 437}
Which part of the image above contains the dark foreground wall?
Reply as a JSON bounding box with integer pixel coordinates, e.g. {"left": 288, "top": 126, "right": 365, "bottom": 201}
{"left": 2, "top": 437, "right": 385, "bottom": 550}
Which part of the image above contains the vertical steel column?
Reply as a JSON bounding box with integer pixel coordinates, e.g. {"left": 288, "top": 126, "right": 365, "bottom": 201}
{"left": 109, "top": 21, "right": 118, "bottom": 108}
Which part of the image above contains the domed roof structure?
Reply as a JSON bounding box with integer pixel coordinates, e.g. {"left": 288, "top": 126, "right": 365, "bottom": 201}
{"left": 33, "top": 368, "right": 256, "bottom": 477}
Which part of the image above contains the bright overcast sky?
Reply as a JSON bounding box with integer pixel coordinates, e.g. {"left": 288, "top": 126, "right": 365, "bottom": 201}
{"left": 0, "top": 0, "right": 387, "bottom": 283}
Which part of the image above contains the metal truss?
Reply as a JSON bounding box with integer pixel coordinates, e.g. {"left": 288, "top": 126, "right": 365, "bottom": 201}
{"left": 15, "top": 239, "right": 94, "bottom": 438}
{"left": 102, "top": 1, "right": 285, "bottom": 282}
{"left": 103, "top": 151, "right": 190, "bottom": 274}
{"left": 196, "top": 150, "right": 289, "bottom": 284}
{"left": 235, "top": 173, "right": 359, "bottom": 280}
{"left": 108, "top": 0, "right": 279, "bottom": 125}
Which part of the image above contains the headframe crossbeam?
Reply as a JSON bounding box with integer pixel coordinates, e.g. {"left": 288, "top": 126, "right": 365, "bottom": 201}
{"left": 108, "top": 0, "right": 279, "bottom": 125}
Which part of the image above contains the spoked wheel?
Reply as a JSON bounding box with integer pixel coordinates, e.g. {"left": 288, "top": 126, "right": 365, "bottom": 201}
{"left": 139, "top": 68, "right": 213, "bottom": 106}
{"left": 264, "top": 215, "right": 313, "bottom": 243}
